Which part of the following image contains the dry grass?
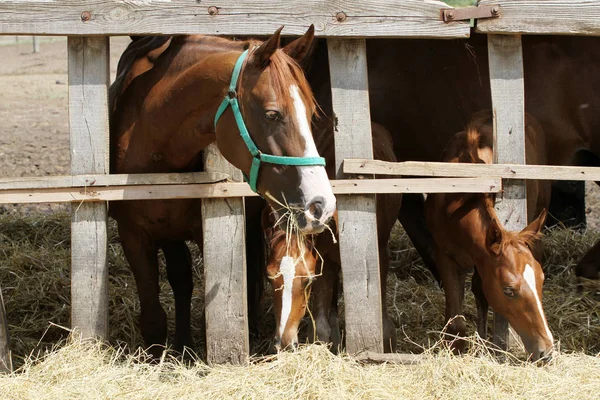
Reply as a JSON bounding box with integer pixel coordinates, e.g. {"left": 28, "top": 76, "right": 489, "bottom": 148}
{"left": 1, "top": 211, "right": 600, "bottom": 395}
{"left": 0, "top": 338, "right": 598, "bottom": 400}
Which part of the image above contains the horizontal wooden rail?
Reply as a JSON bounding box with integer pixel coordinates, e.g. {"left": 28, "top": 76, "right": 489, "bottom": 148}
{"left": 0, "top": 0, "right": 469, "bottom": 38}
{"left": 345, "top": 159, "right": 600, "bottom": 181}
{"left": 0, "top": 172, "right": 229, "bottom": 190}
{"left": 477, "top": 0, "right": 600, "bottom": 35}
{"left": 0, "top": 176, "right": 500, "bottom": 204}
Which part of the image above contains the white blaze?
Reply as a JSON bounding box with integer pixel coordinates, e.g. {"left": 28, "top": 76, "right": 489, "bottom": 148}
{"left": 523, "top": 264, "right": 554, "bottom": 343}
{"left": 289, "top": 85, "right": 336, "bottom": 221}
{"left": 279, "top": 255, "right": 296, "bottom": 338}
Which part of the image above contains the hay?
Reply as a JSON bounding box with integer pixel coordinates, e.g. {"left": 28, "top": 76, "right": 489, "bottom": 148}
{"left": 0, "top": 338, "right": 598, "bottom": 399}
{"left": 1, "top": 212, "right": 600, "bottom": 370}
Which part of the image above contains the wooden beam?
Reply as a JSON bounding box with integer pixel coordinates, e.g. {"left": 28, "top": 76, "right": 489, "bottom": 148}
{"left": 0, "top": 285, "right": 11, "bottom": 374}
{"left": 68, "top": 36, "right": 110, "bottom": 340}
{"left": 344, "top": 160, "right": 600, "bottom": 181}
{"left": 0, "top": 0, "right": 470, "bottom": 38}
{"left": 328, "top": 38, "right": 383, "bottom": 354}
{"left": 355, "top": 351, "right": 423, "bottom": 365}
{"left": 0, "top": 172, "right": 228, "bottom": 190}
{"left": 477, "top": 0, "right": 600, "bottom": 36}
{"left": 201, "top": 144, "right": 248, "bottom": 365}
{"left": 488, "top": 34, "right": 526, "bottom": 355}
{"left": 0, "top": 178, "right": 501, "bottom": 204}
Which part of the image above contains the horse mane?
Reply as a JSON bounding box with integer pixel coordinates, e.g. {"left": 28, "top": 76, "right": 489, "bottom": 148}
{"left": 242, "top": 47, "right": 318, "bottom": 117}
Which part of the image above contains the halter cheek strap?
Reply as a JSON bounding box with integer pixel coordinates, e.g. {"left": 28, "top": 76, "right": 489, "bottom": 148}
{"left": 213, "top": 49, "right": 326, "bottom": 193}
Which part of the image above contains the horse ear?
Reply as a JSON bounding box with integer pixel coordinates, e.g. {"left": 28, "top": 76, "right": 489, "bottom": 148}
{"left": 282, "top": 24, "right": 316, "bottom": 67}
{"left": 253, "top": 26, "right": 283, "bottom": 69}
{"left": 486, "top": 218, "right": 504, "bottom": 256}
{"left": 521, "top": 208, "right": 547, "bottom": 235}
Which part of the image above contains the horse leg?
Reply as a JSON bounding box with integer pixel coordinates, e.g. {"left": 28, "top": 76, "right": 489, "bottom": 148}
{"left": 308, "top": 255, "right": 339, "bottom": 351}
{"left": 162, "top": 241, "right": 193, "bottom": 352}
{"left": 379, "top": 246, "right": 397, "bottom": 353}
{"left": 119, "top": 228, "right": 166, "bottom": 358}
{"left": 471, "top": 267, "right": 489, "bottom": 339}
{"left": 245, "top": 197, "right": 267, "bottom": 339}
{"left": 398, "top": 193, "right": 440, "bottom": 284}
{"left": 436, "top": 249, "right": 467, "bottom": 353}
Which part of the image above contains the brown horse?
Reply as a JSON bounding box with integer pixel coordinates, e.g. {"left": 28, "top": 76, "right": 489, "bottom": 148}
{"left": 303, "top": 35, "right": 600, "bottom": 282}
{"left": 425, "top": 112, "right": 553, "bottom": 361}
{"left": 109, "top": 27, "right": 336, "bottom": 355}
{"left": 263, "top": 121, "right": 401, "bottom": 352}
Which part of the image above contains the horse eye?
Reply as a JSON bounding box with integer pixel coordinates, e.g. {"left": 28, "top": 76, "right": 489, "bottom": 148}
{"left": 503, "top": 287, "right": 516, "bottom": 297}
{"left": 265, "top": 110, "right": 281, "bottom": 121}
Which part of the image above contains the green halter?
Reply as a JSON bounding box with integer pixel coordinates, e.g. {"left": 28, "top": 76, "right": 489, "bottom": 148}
{"left": 213, "top": 49, "right": 326, "bottom": 193}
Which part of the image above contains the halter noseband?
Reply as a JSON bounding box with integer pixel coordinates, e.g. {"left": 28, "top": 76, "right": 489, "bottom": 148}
{"left": 213, "top": 49, "right": 326, "bottom": 193}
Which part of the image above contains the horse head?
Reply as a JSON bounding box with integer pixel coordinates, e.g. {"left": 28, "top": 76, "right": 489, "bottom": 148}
{"left": 479, "top": 209, "right": 554, "bottom": 361}
{"left": 215, "top": 25, "right": 336, "bottom": 235}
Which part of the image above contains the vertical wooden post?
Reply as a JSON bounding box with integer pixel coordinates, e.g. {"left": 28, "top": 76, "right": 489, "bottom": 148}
{"left": 68, "top": 37, "right": 110, "bottom": 339}
{"left": 202, "top": 143, "right": 248, "bottom": 364}
{"left": 488, "top": 34, "right": 527, "bottom": 352}
{"left": 32, "top": 36, "right": 39, "bottom": 53}
{"left": 327, "top": 38, "right": 384, "bottom": 354}
{"left": 0, "top": 285, "right": 12, "bottom": 373}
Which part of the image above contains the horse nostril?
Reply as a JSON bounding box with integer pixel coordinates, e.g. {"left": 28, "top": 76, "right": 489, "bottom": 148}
{"left": 307, "top": 196, "right": 325, "bottom": 220}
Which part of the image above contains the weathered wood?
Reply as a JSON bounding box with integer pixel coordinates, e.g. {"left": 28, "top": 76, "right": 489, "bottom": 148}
{"left": 68, "top": 36, "right": 110, "bottom": 340}
{"left": 345, "top": 160, "right": 600, "bottom": 181}
{"left": 488, "top": 34, "right": 527, "bottom": 353}
{"left": 0, "top": 285, "right": 11, "bottom": 373}
{"left": 32, "top": 36, "right": 39, "bottom": 53}
{"left": 477, "top": 0, "right": 600, "bottom": 36}
{"left": 201, "top": 143, "right": 248, "bottom": 365}
{"left": 355, "top": 351, "right": 423, "bottom": 365}
{"left": 0, "top": 0, "right": 470, "bottom": 38}
{"left": 0, "top": 178, "right": 501, "bottom": 204}
{"left": 0, "top": 172, "right": 228, "bottom": 190}
{"left": 328, "top": 38, "right": 383, "bottom": 354}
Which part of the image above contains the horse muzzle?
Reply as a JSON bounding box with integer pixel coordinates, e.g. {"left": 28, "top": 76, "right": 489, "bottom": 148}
{"left": 297, "top": 195, "right": 336, "bottom": 234}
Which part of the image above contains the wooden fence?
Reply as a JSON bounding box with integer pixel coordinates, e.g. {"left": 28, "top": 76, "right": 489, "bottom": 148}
{"left": 0, "top": 0, "right": 599, "bottom": 367}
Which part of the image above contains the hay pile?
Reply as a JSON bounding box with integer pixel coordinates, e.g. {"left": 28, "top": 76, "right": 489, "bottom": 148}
{"left": 0, "top": 339, "right": 598, "bottom": 399}
{"left": 1, "top": 212, "right": 600, "bottom": 369}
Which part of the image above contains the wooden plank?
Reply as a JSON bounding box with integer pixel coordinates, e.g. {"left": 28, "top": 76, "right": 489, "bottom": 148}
{"left": 0, "top": 172, "right": 228, "bottom": 190}
{"left": 201, "top": 143, "right": 248, "bottom": 365}
{"left": 0, "top": 284, "right": 11, "bottom": 373}
{"left": 328, "top": 38, "right": 383, "bottom": 354}
{"left": 477, "top": 0, "right": 600, "bottom": 36}
{"left": 345, "top": 160, "right": 600, "bottom": 181}
{"left": 488, "top": 34, "right": 526, "bottom": 354}
{"left": 355, "top": 351, "right": 423, "bottom": 365}
{"left": 68, "top": 36, "right": 110, "bottom": 340}
{"left": 0, "top": 178, "right": 502, "bottom": 204}
{"left": 0, "top": 0, "right": 469, "bottom": 38}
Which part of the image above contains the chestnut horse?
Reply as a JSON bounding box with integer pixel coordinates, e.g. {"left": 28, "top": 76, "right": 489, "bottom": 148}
{"left": 303, "top": 35, "right": 600, "bottom": 283}
{"left": 263, "top": 121, "right": 401, "bottom": 352}
{"left": 425, "top": 112, "right": 553, "bottom": 361}
{"left": 109, "top": 26, "right": 336, "bottom": 355}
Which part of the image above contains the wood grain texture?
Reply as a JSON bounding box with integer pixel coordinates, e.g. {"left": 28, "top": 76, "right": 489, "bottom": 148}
{"left": 0, "top": 172, "right": 228, "bottom": 190}
{"left": 0, "top": 178, "right": 501, "bottom": 204}
{"left": 68, "top": 36, "right": 110, "bottom": 340}
{"left": 0, "top": 286, "right": 11, "bottom": 373}
{"left": 488, "top": 34, "right": 526, "bottom": 352}
{"left": 477, "top": 0, "right": 600, "bottom": 35}
{"left": 0, "top": 0, "right": 469, "bottom": 38}
{"left": 328, "top": 38, "right": 383, "bottom": 354}
{"left": 345, "top": 159, "right": 600, "bottom": 181}
{"left": 201, "top": 143, "right": 248, "bottom": 365}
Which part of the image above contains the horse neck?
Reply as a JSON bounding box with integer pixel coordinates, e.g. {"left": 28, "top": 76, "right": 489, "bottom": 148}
{"left": 454, "top": 196, "right": 501, "bottom": 258}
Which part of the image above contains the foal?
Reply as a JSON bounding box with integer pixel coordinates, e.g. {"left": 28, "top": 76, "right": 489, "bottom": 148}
{"left": 263, "top": 121, "right": 401, "bottom": 352}
{"left": 425, "top": 111, "right": 554, "bottom": 361}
